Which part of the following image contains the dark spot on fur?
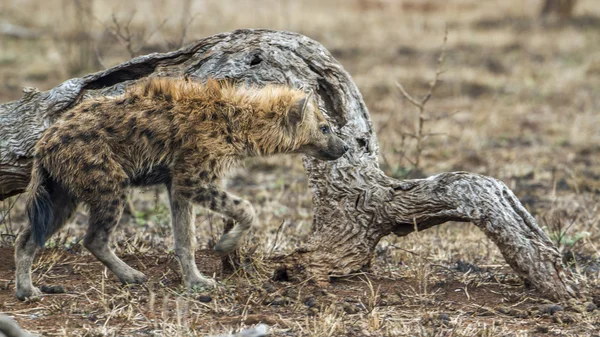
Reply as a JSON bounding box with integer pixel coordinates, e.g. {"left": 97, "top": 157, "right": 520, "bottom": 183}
{"left": 226, "top": 136, "right": 233, "bottom": 144}
{"left": 97, "top": 188, "right": 114, "bottom": 195}
{"left": 76, "top": 130, "right": 99, "bottom": 142}
{"left": 209, "top": 159, "right": 217, "bottom": 168}
{"left": 128, "top": 117, "right": 137, "bottom": 129}
{"left": 209, "top": 131, "right": 217, "bottom": 138}
{"left": 144, "top": 109, "right": 159, "bottom": 117}
{"left": 111, "top": 199, "right": 120, "bottom": 206}
{"left": 181, "top": 191, "right": 192, "bottom": 199}
{"left": 267, "top": 111, "right": 277, "bottom": 119}
{"left": 184, "top": 178, "right": 195, "bottom": 186}
{"left": 200, "top": 114, "right": 207, "bottom": 122}
{"left": 105, "top": 126, "right": 116, "bottom": 135}
{"left": 210, "top": 198, "right": 217, "bottom": 210}
{"left": 82, "top": 162, "right": 102, "bottom": 173}
{"left": 211, "top": 114, "right": 218, "bottom": 121}
{"left": 90, "top": 102, "right": 101, "bottom": 110}
{"left": 141, "top": 129, "right": 155, "bottom": 141}
{"left": 199, "top": 171, "right": 208, "bottom": 180}
{"left": 127, "top": 96, "right": 138, "bottom": 105}
{"left": 153, "top": 139, "right": 166, "bottom": 150}
{"left": 60, "top": 134, "right": 74, "bottom": 144}
{"left": 234, "top": 199, "right": 241, "bottom": 205}
{"left": 116, "top": 98, "right": 127, "bottom": 105}
{"left": 195, "top": 192, "right": 208, "bottom": 203}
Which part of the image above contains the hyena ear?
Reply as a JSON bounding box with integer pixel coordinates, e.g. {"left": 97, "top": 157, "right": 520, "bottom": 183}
{"left": 287, "top": 91, "right": 313, "bottom": 127}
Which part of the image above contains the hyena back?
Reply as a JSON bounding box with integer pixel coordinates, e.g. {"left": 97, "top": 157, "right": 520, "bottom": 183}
{"left": 15, "top": 77, "right": 348, "bottom": 300}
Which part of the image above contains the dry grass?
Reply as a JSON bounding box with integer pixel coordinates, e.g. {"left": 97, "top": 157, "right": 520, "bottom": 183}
{"left": 1, "top": 0, "right": 600, "bottom": 336}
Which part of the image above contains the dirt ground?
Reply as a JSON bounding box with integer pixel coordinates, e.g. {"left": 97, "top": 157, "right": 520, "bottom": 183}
{"left": 1, "top": 0, "right": 600, "bottom": 336}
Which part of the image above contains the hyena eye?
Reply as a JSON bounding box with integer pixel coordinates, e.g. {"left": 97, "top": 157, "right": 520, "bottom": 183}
{"left": 320, "top": 125, "right": 329, "bottom": 134}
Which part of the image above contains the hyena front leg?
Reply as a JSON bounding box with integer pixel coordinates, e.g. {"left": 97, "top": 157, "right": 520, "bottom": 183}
{"left": 175, "top": 179, "right": 256, "bottom": 255}
{"left": 167, "top": 186, "right": 216, "bottom": 289}
{"left": 191, "top": 185, "right": 257, "bottom": 256}
{"left": 83, "top": 195, "right": 147, "bottom": 284}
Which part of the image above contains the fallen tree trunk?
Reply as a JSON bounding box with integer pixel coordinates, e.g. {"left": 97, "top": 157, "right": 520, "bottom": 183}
{"left": 0, "top": 29, "right": 579, "bottom": 301}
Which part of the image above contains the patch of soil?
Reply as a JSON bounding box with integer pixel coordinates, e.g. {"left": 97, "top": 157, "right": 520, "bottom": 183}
{"left": 0, "top": 246, "right": 590, "bottom": 336}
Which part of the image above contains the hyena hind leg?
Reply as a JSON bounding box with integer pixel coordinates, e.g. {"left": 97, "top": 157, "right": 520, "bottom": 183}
{"left": 15, "top": 184, "right": 77, "bottom": 301}
{"left": 83, "top": 196, "right": 147, "bottom": 284}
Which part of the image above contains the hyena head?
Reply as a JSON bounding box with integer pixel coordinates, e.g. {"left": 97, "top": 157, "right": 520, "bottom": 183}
{"left": 286, "top": 92, "right": 348, "bottom": 161}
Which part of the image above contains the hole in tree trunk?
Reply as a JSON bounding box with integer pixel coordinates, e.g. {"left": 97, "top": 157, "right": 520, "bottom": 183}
{"left": 249, "top": 54, "right": 262, "bottom": 66}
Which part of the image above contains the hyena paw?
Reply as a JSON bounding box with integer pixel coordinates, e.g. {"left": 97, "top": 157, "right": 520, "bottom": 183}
{"left": 214, "top": 233, "right": 240, "bottom": 256}
{"left": 186, "top": 275, "right": 217, "bottom": 291}
{"left": 16, "top": 286, "right": 42, "bottom": 301}
{"left": 119, "top": 270, "right": 148, "bottom": 285}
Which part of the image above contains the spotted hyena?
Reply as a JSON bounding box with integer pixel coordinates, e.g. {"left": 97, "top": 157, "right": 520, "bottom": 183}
{"left": 15, "top": 77, "right": 348, "bottom": 300}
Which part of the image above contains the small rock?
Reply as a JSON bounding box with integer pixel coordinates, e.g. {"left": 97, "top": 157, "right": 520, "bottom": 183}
{"left": 198, "top": 295, "right": 213, "bottom": 303}
{"left": 269, "top": 296, "right": 289, "bottom": 306}
{"left": 304, "top": 296, "right": 316, "bottom": 308}
{"left": 586, "top": 302, "right": 597, "bottom": 312}
{"left": 41, "top": 285, "right": 66, "bottom": 294}
{"left": 539, "top": 304, "right": 564, "bottom": 315}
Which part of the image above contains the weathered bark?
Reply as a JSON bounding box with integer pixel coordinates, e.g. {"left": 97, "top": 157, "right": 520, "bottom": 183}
{"left": 540, "top": 0, "right": 577, "bottom": 19}
{"left": 0, "top": 29, "right": 578, "bottom": 301}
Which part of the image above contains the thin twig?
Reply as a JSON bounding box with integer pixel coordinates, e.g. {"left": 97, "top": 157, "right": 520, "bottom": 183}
{"left": 395, "top": 28, "right": 449, "bottom": 171}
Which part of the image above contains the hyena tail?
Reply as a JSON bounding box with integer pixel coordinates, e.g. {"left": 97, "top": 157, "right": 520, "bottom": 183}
{"left": 27, "top": 164, "right": 55, "bottom": 247}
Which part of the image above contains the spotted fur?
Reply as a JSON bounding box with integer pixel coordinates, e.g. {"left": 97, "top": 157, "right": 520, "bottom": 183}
{"left": 15, "top": 77, "right": 348, "bottom": 300}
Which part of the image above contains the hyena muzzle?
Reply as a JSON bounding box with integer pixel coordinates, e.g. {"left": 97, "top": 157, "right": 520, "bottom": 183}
{"left": 14, "top": 77, "right": 348, "bottom": 300}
